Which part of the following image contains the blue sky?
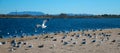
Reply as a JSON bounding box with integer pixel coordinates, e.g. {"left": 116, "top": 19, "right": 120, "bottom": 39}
{"left": 0, "top": 0, "right": 120, "bottom": 14}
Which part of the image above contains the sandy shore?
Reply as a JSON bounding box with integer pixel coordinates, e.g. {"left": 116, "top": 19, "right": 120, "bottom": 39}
{"left": 0, "top": 28, "right": 120, "bottom": 53}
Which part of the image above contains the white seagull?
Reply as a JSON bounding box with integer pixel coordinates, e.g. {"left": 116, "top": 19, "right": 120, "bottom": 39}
{"left": 36, "top": 20, "right": 48, "bottom": 29}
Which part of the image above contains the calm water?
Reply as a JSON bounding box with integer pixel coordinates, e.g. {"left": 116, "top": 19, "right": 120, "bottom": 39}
{"left": 0, "top": 18, "right": 120, "bottom": 38}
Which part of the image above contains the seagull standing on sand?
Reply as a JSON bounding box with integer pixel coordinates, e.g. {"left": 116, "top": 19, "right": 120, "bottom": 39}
{"left": 36, "top": 19, "right": 48, "bottom": 29}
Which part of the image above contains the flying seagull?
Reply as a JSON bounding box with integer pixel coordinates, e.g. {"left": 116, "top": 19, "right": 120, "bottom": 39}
{"left": 36, "top": 19, "right": 48, "bottom": 29}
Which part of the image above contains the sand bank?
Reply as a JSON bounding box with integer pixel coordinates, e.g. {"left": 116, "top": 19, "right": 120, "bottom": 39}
{"left": 0, "top": 28, "right": 120, "bottom": 53}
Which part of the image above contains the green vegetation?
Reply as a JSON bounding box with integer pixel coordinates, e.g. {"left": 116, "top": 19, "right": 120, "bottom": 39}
{"left": 0, "top": 14, "right": 120, "bottom": 18}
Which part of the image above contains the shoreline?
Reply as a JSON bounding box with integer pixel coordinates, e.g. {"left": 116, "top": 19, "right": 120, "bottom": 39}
{"left": 0, "top": 28, "right": 119, "bottom": 41}
{"left": 0, "top": 28, "right": 120, "bottom": 53}
{"left": 0, "top": 28, "right": 119, "bottom": 42}
{"left": 0, "top": 17, "right": 120, "bottom": 18}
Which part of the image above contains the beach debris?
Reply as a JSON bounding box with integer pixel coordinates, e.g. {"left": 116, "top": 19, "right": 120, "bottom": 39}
{"left": 44, "top": 36, "right": 49, "bottom": 39}
{"left": 53, "top": 39, "right": 57, "bottom": 41}
{"left": 81, "top": 31, "right": 84, "bottom": 35}
{"left": 62, "top": 35, "right": 67, "bottom": 39}
{"left": 0, "top": 42, "right": 2, "bottom": 45}
{"left": 13, "top": 35, "right": 17, "bottom": 38}
{"left": 91, "top": 39, "right": 96, "bottom": 43}
{"left": 71, "top": 35, "right": 75, "bottom": 37}
{"left": 23, "top": 42, "right": 27, "bottom": 45}
{"left": 2, "top": 41, "right": 7, "bottom": 45}
{"left": 111, "top": 40, "right": 116, "bottom": 43}
{"left": 106, "top": 34, "right": 111, "bottom": 37}
{"left": 73, "top": 33, "right": 76, "bottom": 35}
{"left": 81, "top": 41, "right": 86, "bottom": 44}
{"left": 28, "top": 45, "right": 33, "bottom": 48}
{"left": 73, "top": 42, "right": 76, "bottom": 45}
{"left": 87, "top": 34, "right": 92, "bottom": 38}
{"left": 103, "top": 34, "right": 110, "bottom": 41}
{"left": 38, "top": 44, "right": 44, "bottom": 48}
{"left": 81, "top": 39, "right": 86, "bottom": 44}
{"left": 61, "top": 40, "right": 64, "bottom": 43}
{"left": 82, "top": 39, "right": 86, "bottom": 41}
{"left": 64, "top": 31, "right": 69, "bottom": 34}
{"left": 49, "top": 47, "right": 53, "bottom": 49}
{"left": 50, "top": 36, "right": 54, "bottom": 39}
{"left": 84, "top": 34, "right": 87, "bottom": 36}
{"left": 118, "top": 33, "right": 120, "bottom": 35}
{"left": 63, "top": 42, "right": 68, "bottom": 45}
{"left": 106, "top": 37, "right": 109, "bottom": 40}
{"left": 21, "top": 35, "right": 25, "bottom": 38}
{"left": 35, "top": 37, "right": 39, "bottom": 39}
{"left": 16, "top": 44, "right": 21, "bottom": 48}
{"left": 69, "top": 45, "right": 74, "bottom": 47}
{"left": 54, "top": 33, "right": 58, "bottom": 35}
{"left": 93, "top": 33, "right": 96, "bottom": 35}
{"left": 70, "top": 38, "right": 73, "bottom": 41}
{"left": 9, "top": 47, "right": 16, "bottom": 52}
{"left": 17, "top": 41, "right": 23, "bottom": 45}
{"left": 76, "top": 34, "right": 80, "bottom": 38}
{"left": 11, "top": 40, "right": 17, "bottom": 47}
{"left": 92, "top": 35, "right": 97, "bottom": 39}
{"left": 25, "top": 48, "right": 29, "bottom": 50}
{"left": 9, "top": 48, "right": 14, "bottom": 52}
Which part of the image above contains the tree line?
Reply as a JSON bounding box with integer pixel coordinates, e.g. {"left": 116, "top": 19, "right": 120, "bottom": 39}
{"left": 0, "top": 13, "right": 120, "bottom": 18}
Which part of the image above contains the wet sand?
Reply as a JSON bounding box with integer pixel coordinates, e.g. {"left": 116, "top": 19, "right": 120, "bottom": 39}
{"left": 0, "top": 28, "right": 120, "bottom": 53}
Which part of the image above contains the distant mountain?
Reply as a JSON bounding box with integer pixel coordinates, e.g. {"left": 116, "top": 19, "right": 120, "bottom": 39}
{"left": 8, "top": 11, "right": 45, "bottom": 16}
{"left": 51, "top": 13, "right": 93, "bottom": 16}
{"left": 66, "top": 13, "right": 93, "bottom": 16}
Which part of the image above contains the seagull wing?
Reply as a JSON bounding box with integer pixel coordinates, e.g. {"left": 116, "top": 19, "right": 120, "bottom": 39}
{"left": 42, "top": 20, "right": 47, "bottom": 26}
{"left": 36, "top": 24, "right": 41, "bottom": 28}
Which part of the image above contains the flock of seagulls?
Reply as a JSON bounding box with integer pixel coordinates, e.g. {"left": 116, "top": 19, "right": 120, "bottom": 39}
{"left": 0, "top": 27, "right": 118, "bottom": 52}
